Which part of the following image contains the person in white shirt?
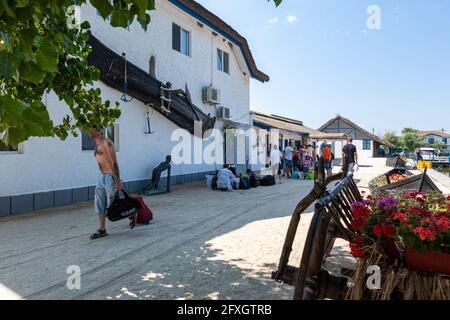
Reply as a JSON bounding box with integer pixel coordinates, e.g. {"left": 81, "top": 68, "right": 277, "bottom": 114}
{"left": 217, "top": 165, "right": 236, "bottom": 191}
{"left": 270, "top": 145, "right": 282, "bottom": 184}
{"left": 284, "top": 142, "right": 294, "bottom": 178}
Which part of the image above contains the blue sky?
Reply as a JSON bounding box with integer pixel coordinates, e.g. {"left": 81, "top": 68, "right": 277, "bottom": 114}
{"left": 196, "top": 0, "right": 450, "bottom": 136}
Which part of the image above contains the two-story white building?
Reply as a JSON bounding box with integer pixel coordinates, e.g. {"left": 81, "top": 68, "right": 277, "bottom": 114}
{"left": 418, "top": 131, "right": 450, "bottom": 154}
{"left": 0, "top": 0, "right": 269, "bottom": 216}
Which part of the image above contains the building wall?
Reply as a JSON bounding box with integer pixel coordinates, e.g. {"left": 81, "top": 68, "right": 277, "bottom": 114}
{"left": 422, "top": 134, "right": 450, "bottom": 152}
{"left": 0, "top": 1, "right": 256, "bottom": 202}
{"left": 84, "top": 0, "right": 251, "bottom": 124}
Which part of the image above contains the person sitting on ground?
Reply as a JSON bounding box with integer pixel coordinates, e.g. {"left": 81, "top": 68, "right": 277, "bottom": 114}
{"left": 217, "top": 164, "right": 236, "bottom": 192}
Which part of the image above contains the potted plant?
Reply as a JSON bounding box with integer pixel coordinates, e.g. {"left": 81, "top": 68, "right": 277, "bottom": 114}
{"left": 349, "top": 192, "right": 450, "bottom": 275}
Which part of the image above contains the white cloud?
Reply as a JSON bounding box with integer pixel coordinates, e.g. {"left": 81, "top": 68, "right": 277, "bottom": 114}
{"left": 267, "top": 17, "right": 278, "bottom": 24}
{"left": 286, "top": 15, "right": 299, "bottom": 23}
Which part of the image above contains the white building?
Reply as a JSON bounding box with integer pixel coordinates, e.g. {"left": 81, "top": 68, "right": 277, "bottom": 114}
{"left": 318, "top": 115, "right": 394, "bottom": 161}
{"left": 0, "top": 0, "right": 269, "bottom": 216}
{"left": 417, "top": 131, "right": 450, "bottom": 154}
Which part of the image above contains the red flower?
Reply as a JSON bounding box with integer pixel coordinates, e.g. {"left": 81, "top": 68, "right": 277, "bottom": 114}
{"left": 382, "top": 225, "right": 396, "bottom": 237}
{"left": 372, "top": 224, "right": 384, "bottom": 237}
{"left": 394, "top": 213, "right": 408, "bottom": 223}
{"left": 372, "top": 223, "right": 396, "bottom": 238}
{"left": 349, "top": 236, "right": 366, "bottom": 257}
{"left": 413, "top": 227, "right": 436, "bottom": 241}
{"left": 351, "top": 218, "right": 367, "bottom": 231}
{"left": 353, "top": 207, "right": 370, "bottom": 219}
{"left": 350, "top": 245, "right": 366, "bottom": 257}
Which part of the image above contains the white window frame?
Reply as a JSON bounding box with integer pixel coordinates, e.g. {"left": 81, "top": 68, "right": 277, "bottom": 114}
{"left": 172, "top": 22, "right": 191, "bottom": 58}
{"left": 217, "top": 48, "right": 230, "bottom": 74}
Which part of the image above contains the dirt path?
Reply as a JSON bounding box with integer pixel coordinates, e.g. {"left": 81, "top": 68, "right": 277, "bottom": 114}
{"left": 0, "top": 159, "right": 391, "bottom": 300}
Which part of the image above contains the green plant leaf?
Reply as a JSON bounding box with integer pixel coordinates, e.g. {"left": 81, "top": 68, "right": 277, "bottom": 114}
{"left": 0, "top": 97, "right": 23, "bottom": 126}
{"left": 91, "top": 0, "right": 114, "bottom": 19}
{"left": 20, "top": 61, "right": 44, "bottom": 83}
{"left": 0, "top": 52, "right": 19, "bottom": 79}
{"left": 35, "top": 38, "right": 59, "bottom": 72}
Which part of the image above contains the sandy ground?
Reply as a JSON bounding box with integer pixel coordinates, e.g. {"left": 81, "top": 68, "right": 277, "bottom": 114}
{"left": 0, "top": 158, "right": 434, "bottom": 300}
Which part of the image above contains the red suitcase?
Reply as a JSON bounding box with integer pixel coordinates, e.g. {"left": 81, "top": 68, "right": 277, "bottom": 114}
{"left": 135, "top": 196, "right": 153, "bottom": 225}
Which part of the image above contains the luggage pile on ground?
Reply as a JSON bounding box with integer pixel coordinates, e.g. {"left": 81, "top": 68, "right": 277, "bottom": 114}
{"left": 208, "top": 169, "right": 279, "bottom": 191}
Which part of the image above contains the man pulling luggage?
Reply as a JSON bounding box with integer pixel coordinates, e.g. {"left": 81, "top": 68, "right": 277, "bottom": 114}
{"left": 89, "top": 125, "right": 137, "bottom": 240}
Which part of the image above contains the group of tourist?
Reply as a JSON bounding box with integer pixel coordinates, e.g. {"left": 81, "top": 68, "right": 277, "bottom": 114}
{"left": 268, "top": 142, "right": 335, "bottom": 183}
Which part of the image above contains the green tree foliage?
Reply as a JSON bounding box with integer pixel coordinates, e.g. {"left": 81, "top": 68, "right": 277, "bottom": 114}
{"left": 383, "top": 131, "right": 401, "bottom": 149}
{"left": 1, "top": 0, "right": 282, "bottom": 148}
{"left": 0, "top": 0, "right": 156, "bottom": 147}
{"left": 400, "top": 128, "right": 424, "bottom": 152}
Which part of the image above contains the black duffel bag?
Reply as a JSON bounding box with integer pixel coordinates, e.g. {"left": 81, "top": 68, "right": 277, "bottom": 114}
{"left": 260, "top": 175, "right": 276, "bottom": 186}
{"left": 106, "top": 190, "right": 142, "bottom": 222}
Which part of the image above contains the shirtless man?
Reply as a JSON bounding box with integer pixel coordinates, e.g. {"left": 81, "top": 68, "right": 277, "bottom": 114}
{"left": 89, "top": 126, "right": 135, "bottom": 240}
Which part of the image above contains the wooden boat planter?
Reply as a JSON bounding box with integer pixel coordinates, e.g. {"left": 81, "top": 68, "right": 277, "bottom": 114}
{"left": 87, "top": 33, "right": 216, "bottom": 137}
{"left": 368, "top": 168, "right": 414, "bottom": 194}
{"left": 386, "top": 155, "right": 406, "bottom": 168}
{"left": 372, "top": 169, "right": 441, "bottom": 194}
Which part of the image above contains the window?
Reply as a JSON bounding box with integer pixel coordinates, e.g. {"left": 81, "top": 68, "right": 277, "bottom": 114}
{"left": 428, "top": 137, "right": 435, "bottom": 144}
{"left": 172, "top": 23, "right": 190, "bottom": 56}
{"left": 363, "top": 140, "right": 371, "bottom": 150}
{"left": 82, "top": 126, "right": 119, "bottom": 151}
{"left": 217, "top": 49, "right": 229, "bottom": 74}
{"left": 442, "top": 138, "right": 447, "bottom": 144}
{"left": 0, "top": 140, "right": 17, "bottom": 152}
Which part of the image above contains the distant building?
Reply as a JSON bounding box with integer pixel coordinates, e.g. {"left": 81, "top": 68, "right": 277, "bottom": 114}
{"left": 318, "top": 115, "right": 394, "bottom": 160}
{"left": 418, "top": 131, "right": 450, "bottom": 153}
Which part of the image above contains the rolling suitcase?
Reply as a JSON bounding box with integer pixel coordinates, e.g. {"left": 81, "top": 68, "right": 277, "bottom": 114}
{"left": 135, "top": 196, "right": 153, "bottom": 225}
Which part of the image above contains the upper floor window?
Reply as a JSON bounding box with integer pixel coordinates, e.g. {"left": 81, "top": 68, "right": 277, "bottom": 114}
{"left": 428, "top": 137, "right": 435, "bottom": 144}
{"left": 217, "top": 49, "right": 229, "bottom": 74}
{"left": 363, "top": 139, "right": 371, "bottom": 150}
{"left": 172, "top": 23, "right": 190, "bottom": 57}
{"left": 442, "top": 138, "right": 447, "bottom": 144}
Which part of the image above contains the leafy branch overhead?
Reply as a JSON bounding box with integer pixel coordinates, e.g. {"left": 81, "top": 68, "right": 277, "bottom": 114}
{"left": 0, "top": 0, "right": 281, "bottom": 147}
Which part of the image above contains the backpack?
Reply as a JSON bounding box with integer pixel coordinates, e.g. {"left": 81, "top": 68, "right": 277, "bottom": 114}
{"left": 247, "top": 170, "right": 258, "bottom": 188}
{"left": 260, "top": 175, "right": 275, "bottom": 186}
{"left": 212, "top": 176, "right": 218, "bottom": 190}
{"left": 239, "top": 176, "right": 250, "bottom": 190}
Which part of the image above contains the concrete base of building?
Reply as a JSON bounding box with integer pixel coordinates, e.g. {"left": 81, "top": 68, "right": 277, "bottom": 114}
{"left": 0, "top": 171, "right": 216, "bottom": 217}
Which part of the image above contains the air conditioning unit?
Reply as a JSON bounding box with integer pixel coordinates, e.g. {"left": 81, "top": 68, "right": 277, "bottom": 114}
{"left": 203, "top": 86, "right": 221, "bottom": 105}
{"left": 217, "top": 106, "right": 230, "bottom": 119}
